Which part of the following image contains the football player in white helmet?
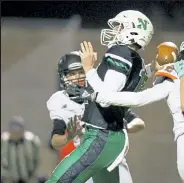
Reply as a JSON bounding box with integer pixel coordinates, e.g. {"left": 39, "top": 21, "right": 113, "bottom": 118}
{"left": 101, "top": 10, "right": 154, "bottom": 49}
{"left": 76, "top": 10, "right": 154, "bottom": 183}
{"left": 94, "top": 10, "right": 154, "bottom": 183}
{"left": 47, "top": 10, "right": 154, "bottom": 183}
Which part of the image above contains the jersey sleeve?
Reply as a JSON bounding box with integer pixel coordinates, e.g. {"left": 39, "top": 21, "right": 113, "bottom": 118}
{"left": 86, "top": 45, "right": 132, "bottom": 93}
{"left": 51, "top": 119, "right": 66, "bottom": 137}
{"left": 95, "top": 79, "right": 173, "bottom": 107}
{"left": 153, "top": 64, "right": 178, "bottom": 86}
{"left": 124, "top": 109, "right": 139, "bottom": 124}
{"left": 86, "top": 45, "right": 134, "bottom": 107}
{"left": 104, "top": 45, "right": 133, "bottom": 78}
{"left": 86, "top": 68, "right": 127, "bottom": 92}
{"left": 46, "top": 91, "right": 74, "bottom": 124}
{"left": 86, "top": 69, "right": 127, "bottom": 107}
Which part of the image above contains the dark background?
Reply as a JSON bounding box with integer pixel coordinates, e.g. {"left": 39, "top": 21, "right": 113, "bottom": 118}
{"left": 1, "top": 1, "right": 184, "bottom": 29}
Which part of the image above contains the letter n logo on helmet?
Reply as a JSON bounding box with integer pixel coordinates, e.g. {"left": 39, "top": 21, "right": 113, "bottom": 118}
{"left": 137, "top": 18, "right": 148, "bottom": 30}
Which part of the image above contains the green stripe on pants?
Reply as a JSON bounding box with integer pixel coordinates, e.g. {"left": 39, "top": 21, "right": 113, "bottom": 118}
{"left": 92, "top": 167, "right": 120, "bottom": 183}
{"left": 46, "top": 127, "right": 126, "bottom": 183}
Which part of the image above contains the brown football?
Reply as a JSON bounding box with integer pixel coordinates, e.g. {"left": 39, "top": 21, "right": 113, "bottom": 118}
{"left": 156, "top": 42, "right": 178, "bottom": 66}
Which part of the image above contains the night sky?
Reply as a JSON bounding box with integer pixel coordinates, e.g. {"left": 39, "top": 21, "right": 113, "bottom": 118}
{"left": 1, "top": 1, "right": 184, "bottom": 28}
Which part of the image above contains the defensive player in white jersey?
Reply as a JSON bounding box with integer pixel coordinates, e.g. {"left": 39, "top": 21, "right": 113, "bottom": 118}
{"left": 89, "top": 42, "right": 184, "bottom": 182}
{"left": 47, "top": 52, "right": 93, "bottom": 183}
{"left": 47, "top": 51, "right": 147, "bottom": 183}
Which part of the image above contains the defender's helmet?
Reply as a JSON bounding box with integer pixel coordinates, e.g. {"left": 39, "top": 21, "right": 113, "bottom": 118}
{"left": 58, "top": 51, "right": 86, "bottom": 90}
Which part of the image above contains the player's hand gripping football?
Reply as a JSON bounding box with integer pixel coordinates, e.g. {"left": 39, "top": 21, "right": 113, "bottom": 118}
{"left": 67, "top": 115, "right": 83, "bottom": 141}
{"left": 79, "top": 41, "right": 97, "bottom": 73}
{"left": 66, "top": 83, "right": 91, "bottom": 103}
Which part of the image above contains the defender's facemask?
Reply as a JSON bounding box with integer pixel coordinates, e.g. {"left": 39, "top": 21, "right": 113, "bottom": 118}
{"left": 63, "top": 68, "right": 86, "bottom": 88}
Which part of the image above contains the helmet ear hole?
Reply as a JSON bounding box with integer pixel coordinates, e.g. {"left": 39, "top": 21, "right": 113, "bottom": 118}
{"left": 130, "top": 32, "right": 138, "bottom": 35}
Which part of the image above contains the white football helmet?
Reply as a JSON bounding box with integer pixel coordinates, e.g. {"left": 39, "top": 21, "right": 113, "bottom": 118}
{"left": 101, "top": 10, "right": 154, "bottom": 49}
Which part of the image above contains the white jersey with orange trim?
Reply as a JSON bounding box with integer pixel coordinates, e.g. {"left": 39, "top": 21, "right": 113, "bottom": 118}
{"left": 154, "top": 63, "right": 178, "bottom": 80}
{"left": 95, "top": 63, "right": 184, "bottom": 140}
{"left": 46, "top": 91, "right": 85, "bottom": 146}
{"left": 154, "top": 64, "right": 183, "bottom": 140}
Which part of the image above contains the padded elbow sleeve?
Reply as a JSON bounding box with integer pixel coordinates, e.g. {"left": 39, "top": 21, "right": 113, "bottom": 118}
{"left": 51, "top": 119, "right": 66, "bottom": 137}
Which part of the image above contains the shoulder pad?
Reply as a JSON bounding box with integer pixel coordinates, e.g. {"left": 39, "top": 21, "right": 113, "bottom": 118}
{"left": 155, "top": 63, "right": 178, "bottom": 80}
{"left": 153, "top": 76, "right": 172, "bottom": 85}
{"left": 106, "top": 45, "right": 132, "bottom": 61}
{"left": 24, "top": 131, "right": 40, "bottom": 144}
{"left": 48, "top": 91, "right": 68, "bottom": 102}
{"left": 155, "top": 71, "right": 178, "bottom": 80}
{"left": 24, "top": 131, "right": 35, "bottom": 140}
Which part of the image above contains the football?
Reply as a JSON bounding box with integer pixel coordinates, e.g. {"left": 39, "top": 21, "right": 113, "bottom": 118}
{"left": 156, "top": 42, "right": 179, "bottom": 66}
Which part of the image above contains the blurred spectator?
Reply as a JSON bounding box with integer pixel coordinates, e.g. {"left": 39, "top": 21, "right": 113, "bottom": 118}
{"left": 1, "top": 116, "right": 40, "bottom": 183}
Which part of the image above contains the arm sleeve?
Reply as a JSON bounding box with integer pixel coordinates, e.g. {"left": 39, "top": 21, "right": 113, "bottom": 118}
{"left": 51, "top": 119, "right": 66, "bottom": 137}
{"left": 86, "top": 45, "right": 133, "bottom": 93}
{"left": 124, "top": 109, "right": 139, "bottom": 123}
{"left": 86, "top": 69, "right": 127, "bottom": 92}
{"left": 96, "top": 79, "right": 173, "bottom": 107}
{"left": 86, "top": 69, "right": 126, "bottom": 107}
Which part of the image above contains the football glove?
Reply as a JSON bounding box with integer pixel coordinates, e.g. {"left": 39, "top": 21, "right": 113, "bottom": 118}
{"left": 66, "top": 83, "right": 91, "bottom": 103}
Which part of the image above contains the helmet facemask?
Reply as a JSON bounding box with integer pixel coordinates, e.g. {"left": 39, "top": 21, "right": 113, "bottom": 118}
{"left": 59, "top": 61, "right": 87, "bottom": 91}
{"left": 63, "top": 68, "right": 87, "bottom": 103}
{"left": 63, "top": 69, "right": 86, "bottom": 87}
{"left": 101, "top": 21, "right": 144, "bottom": 48}
{"left": 101, "top": 22, "right": 124, "bottom": 46}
